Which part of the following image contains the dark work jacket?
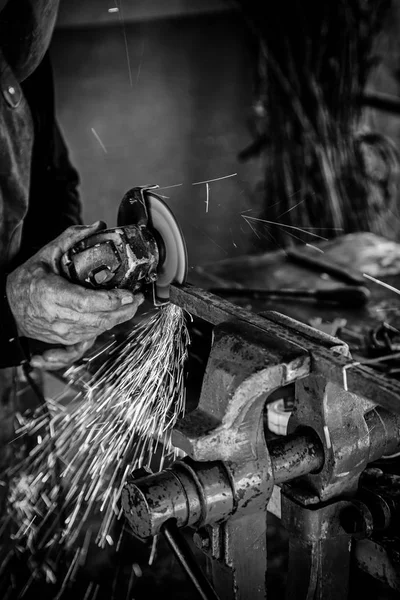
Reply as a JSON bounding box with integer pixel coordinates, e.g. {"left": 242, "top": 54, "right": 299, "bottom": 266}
{"left": 0, "top": 0, "right": 82, "bottom": 368}
{"left": 0, "top": 0, "right": 82, "bottom": 486}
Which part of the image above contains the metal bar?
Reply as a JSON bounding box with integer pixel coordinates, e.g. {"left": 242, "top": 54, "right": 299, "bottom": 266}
{"left": 161, "top": 519, "right": 220, "bottom": 600}
{"left": 286, "top": 248, "right": 365, "bottom": 286}
{"left": 269, "top": 431, "right": 324, "bottom": 485}
{"left": 361, "top": 91, "right": 400, "bottom": 116}
{"left": 171, "top": 284, "right": 400, "bottom": 414}
{"left": 208, "top": 285, "right": 370, "bottom": 308}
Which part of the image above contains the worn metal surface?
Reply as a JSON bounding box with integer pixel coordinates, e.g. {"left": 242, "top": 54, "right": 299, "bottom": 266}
{"left": 124, "top": 315, "right": 311, "bottom": 599}
{"left": 281, "top": 495, "right": 353, "bottom": 600}
{"left": 170, "top": 284, "right": 400, "bottom": 415}
{"left": 123, "top": 271, "right": 400, "bottom": 598}
{"left": 268, "top": 431, "right": 324, "bottom": 485}
{"left": 355, "top": 539, "right": 400, "bottom": 593}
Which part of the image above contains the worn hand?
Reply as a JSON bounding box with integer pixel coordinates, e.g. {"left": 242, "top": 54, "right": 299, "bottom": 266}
{"left": 6, "top": 222, "right": 144, "bottom": 346}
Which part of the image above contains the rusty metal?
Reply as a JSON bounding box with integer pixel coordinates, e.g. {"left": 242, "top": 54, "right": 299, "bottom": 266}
{"left": 281, "top": 495, "right": 353, "bottom": 600}
{"left": 268, "top": 430, "right": 324, "bottom": 484}
{"left": 122, "top": 282, "right": 400, "bottom": 599}
{"left": 123, "top": 459, "right": 233, "bottom": 539}
{"left": 170, "top": 284, "right": 400, "bottom": 414}
{"left": 123, "top": 434, "right": 324, "bottom": 539}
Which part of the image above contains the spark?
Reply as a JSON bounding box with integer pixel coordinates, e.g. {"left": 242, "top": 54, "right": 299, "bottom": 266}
{"left": 243, "top": 215, "right": 261, "bottom": 239}
{"left": 205, "top": 183, "right": 210, "bottom": 213}
{"left": 242, "top": 214, "right": 330, "bottom": 240}
{"left": 157, "top": 183, "right": 184, "bottom": 191}
{"left": 192, "top": 172, "right": 237, "bottom": 186}
{"left": 136, "top": 38, "right": 145, "bottom": 85}
{"left": 125, "top": 564, "right": 137, "bottom": 600}
{"left": 0, "top": 305, "right": 189, "bottom": 593}
{"left": 230, "top": 228, "right": 237, "bottom": 248}
{"left": 305, "top": 243, "right": 324, "bottom": 253}
{"left": 136, "top": 62, "right": 142, "bottom": 85}
{"left": 117, "top": 1, "right": 133, "bottom": 87}
{"left": 276, "top": 198, "right": 306, "bottom": 219}
{"left": 363, "top": 273, "right": 400, "bottom": 296}
{"left": 158, "top": 172, "right": 238, "bottom": 192}
{"left": 149, "top": 535, "right": 158, "bottom": 566}
{"left": 187, "top": 220, "right": 228, "bottom": 254}
{"left": 91, "top": 128, "right": 107, "bottom": 153}
{"left": 108, "top": 7, "right": 119, "bottom": 13}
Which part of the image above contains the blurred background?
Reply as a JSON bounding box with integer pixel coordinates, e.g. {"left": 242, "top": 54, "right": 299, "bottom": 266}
{"left": 51, "top": 0, "right": 261, "bottom": 270}
{"left": 50, "top": 0, "right": 400, "bottom": 273}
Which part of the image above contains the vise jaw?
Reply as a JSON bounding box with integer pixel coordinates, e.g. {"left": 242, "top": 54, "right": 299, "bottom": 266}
{"left": 122, "top": 284, "right": 400, "bottom": 600}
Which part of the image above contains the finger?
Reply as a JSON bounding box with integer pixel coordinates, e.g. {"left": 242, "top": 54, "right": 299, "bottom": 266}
{"left": 62, "top": 302, "right": 140, "bottom": 336}
{"left": 30, "top": 340, "right": 94, "bottom": 370}
{"left": 32, "top": 272, "right": 139, "bottom": 316}
{"left": 35, "top": 300, "right": 139, "bottom": 344}
{"left": 42, "top": 221, "right": 108, "bottom": 265}
{"left": 41, "top": 345, "right": 84, "bottom": 363}
{"left": 30, "top": 355, "right": 74, "bottom": 371}
{"left": 62, "top": 284, "right": 144, "bottom": 314}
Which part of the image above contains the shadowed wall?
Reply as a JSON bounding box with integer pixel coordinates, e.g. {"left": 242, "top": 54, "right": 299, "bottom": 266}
{"left": 50, "top": 10, "right": 261, "bottom": 272}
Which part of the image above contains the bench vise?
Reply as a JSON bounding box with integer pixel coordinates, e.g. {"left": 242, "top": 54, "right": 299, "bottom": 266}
{"left": 122, "top": 284, "right": 400, "bottom": 599}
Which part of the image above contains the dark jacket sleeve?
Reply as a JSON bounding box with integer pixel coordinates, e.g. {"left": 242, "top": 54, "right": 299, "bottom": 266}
{"left": 15, "top": 51, "right": 82, "bottom": 266}
{"left": 0, "top": 52, "right": 83, "bottom": 366}
{"left": 0, "top": 272, "right": 29, "bottom": 368}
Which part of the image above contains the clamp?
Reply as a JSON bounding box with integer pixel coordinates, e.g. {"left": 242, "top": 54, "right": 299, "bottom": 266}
{"left": 122, "top": 284, "right": 400, "bottom": 599}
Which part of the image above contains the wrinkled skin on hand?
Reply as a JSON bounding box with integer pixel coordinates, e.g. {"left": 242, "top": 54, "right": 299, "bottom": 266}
{"left": 6, "top": 222, "right": 144, "bottom": 369}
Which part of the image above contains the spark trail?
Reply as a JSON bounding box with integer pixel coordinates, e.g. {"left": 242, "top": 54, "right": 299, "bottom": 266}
{"left": 241, "top": 214, "right": 344, "bottom": 241}
{"left": 0, "top": 304, "right": 189, "bottom": 593}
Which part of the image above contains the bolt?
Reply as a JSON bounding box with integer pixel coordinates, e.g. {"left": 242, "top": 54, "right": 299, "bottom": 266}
{"left": 93, "top": 268, "right": 112, "bottom": 284}
{"left": 193, "top": 531, "right": 210, "bottom": 551}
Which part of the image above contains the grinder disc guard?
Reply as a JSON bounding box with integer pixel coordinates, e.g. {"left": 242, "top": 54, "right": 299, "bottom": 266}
{"left": 118, "top": 186, "right": 188, "bottom": 301}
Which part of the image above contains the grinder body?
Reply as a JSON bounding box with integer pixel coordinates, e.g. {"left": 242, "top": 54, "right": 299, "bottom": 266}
{"left": 60, "top": 185, "right": 187, "bottom": 304}
{"left": 61, "top": 225, "right": 159, "bottom": 293}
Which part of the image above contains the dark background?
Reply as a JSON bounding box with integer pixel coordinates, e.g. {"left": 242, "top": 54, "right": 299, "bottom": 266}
{"left": 50, "top": 0, "right": 400, "bottom": 271}
{"left": 51, "top": 0, "right": 262, "bottom": 271}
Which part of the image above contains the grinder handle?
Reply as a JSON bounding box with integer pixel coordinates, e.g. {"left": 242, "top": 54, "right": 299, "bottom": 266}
{"left": 60, "top": 229, "right": 125, "bottom": 289}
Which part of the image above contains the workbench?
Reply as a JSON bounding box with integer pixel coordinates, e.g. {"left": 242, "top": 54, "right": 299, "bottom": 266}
{"left": 190, "top": 231, "right": 400, "bottom": 342}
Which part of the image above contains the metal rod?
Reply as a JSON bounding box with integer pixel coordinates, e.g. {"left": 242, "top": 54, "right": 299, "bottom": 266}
{"left": 360, "top": 91, "right": 400, "bottom": 116}
{"left": 286, "top": 248, "right": 365, "bottom": 286}
{"left": 269, "top": 431, "right": 324, "bottom": 484}
{"left": 208, "top": 285, "right": 370, "bottom": 308}
{"left": 161, "top": 519, "right": 220, "bottom": 600}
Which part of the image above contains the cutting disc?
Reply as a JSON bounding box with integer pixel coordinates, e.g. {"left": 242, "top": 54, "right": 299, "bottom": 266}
{"left": 147, "top": 192, "right": 188, "bottom": 300}
{"left": 118, "top": 186, "right": 188, "bottom": 300}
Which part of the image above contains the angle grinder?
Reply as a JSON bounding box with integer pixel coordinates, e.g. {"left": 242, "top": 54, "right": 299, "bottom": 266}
{"left": 61, "top": 185, "right": 188, "bottom": 305}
